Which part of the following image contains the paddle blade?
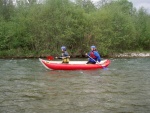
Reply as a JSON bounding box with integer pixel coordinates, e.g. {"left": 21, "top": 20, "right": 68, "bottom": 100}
{"left": 102, "top": 66, "right": 108, "bottom": 70}
{"left": 47, "top": 56, "right": 54, "bottom": 60}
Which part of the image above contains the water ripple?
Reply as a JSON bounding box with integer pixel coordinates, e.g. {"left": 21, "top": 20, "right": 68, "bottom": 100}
{"left": 0, "top": 58, "right": 150, "bottom": 113}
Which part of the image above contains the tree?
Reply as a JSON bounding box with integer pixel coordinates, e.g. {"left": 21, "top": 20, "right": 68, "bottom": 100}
{"left": 134, "top": 8, "right": 150, "bottom": 50}
{"left": 0, "top": 0, "right": 15, "bottom": 20}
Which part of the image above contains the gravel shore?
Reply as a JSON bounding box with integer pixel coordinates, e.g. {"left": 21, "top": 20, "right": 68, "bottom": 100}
{"left": 113, "top": 52, "right": 150, "bottom": 58}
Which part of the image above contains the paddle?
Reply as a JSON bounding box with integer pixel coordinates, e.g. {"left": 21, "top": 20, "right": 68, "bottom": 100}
{"left": 55, "top": 56, "right": 70, "bottom": 59}
{"left": 47, "top": 56, "right": 70, "bottom": 60}
{"left": 47, "top": 56, "right": 54, "bottom": 60}
{"left": 86, "top": 54, "right": 106, "bottom": 69}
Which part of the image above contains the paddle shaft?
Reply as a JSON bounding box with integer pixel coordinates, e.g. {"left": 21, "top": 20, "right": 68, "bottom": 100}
{"left": 56, "top": 56, "right": 70, "bottom": 59}
{"left": 87, "top": 54, "right": 107, "bottom": 69}
{"left": 47, "top": 56, "right": 70, "bottom": 60}
{"left": 87, "top": 54, "right": 100, "bottom": 64}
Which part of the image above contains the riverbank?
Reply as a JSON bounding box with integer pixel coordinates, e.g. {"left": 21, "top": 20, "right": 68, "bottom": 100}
{"left": 111, "top": 52, "right": 150, "bottom": 58}
{"left": 0, "top": 52, "right": 150, "bottom": 59}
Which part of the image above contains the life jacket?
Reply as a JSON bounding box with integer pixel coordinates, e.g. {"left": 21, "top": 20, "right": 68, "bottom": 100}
{"left": 90, "top": 51, "right": 96, "bottom": 59}
{"left": 62, "top": 51, "right": 69, "bottom": 63}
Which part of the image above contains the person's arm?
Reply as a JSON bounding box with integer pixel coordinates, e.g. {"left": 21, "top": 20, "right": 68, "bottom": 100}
{"left": 94, "top": 51, "right": 101, "bottom": 62}
{"left": 61, "top": 51, "right": 70, "bottom": 58}
{"left": 64, "top": 51, "right": 69, "bottom": 56}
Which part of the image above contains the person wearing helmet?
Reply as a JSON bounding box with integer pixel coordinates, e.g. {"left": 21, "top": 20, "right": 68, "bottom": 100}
{"left": 86, "top": 45, "right": 101, "bottom": 64}
{"left": 56, "top": 46, "right": 70, "bottom": 63}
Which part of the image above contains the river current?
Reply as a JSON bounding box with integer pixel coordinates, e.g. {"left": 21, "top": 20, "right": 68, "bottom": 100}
{"left": 0, "top": 58, "right": 150, "bottom": 113}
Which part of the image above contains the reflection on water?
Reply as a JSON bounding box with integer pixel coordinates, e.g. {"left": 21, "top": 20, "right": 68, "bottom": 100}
{"left": 0, "top": 58, "right": 150, "bottom": 113}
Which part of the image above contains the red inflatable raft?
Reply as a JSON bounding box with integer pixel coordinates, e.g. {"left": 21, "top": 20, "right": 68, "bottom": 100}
{"left": 39, "top": 58, "right": 110, "bottom": 70}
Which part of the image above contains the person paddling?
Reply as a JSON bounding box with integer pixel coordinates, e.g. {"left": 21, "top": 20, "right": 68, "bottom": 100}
{"left": 55, "top": 46, "right": 70, "bottom": 63}
{"left": 86, "top": 45, "right": 101, "bottom": 64}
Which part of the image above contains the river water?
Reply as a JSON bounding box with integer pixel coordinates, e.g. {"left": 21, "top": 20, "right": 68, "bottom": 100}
{"left": 0, "top": 58, "right": 150, "bottom": 113}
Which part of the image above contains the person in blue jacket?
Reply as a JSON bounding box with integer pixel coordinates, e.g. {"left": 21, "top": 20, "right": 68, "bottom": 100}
{"left": 86, "top": 45, "right": 101, "bottom": 64}
{"left": 55, "top": 46, "right": 70, "bottom": 63}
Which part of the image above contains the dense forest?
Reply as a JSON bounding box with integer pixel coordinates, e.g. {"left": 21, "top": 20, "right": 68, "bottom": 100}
{"left": 0, "top": 0, "right": 150, "bottom": 58}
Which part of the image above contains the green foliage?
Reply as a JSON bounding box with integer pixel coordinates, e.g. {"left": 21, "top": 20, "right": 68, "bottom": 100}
{"left": 133, "top": 8, "right": 150, "bottom": 50}
{"left": 0, "top": 0, "right": 150, "bottom": 58}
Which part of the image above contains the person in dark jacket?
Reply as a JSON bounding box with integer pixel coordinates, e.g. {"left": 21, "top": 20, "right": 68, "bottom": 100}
{"left": 56, "top": 46, "right": 70, "bottom": 63}
{"left": 86, "top": 45, "right": 101, "bottom": 64}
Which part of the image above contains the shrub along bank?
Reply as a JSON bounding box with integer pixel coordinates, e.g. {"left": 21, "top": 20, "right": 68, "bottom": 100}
{"left": 0, "top": 0, "right": 150, "bottom": 58}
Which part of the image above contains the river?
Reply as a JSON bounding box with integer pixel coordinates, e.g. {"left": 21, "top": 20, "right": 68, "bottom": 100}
{"left": 0, "top": 58, "right": 150, "bottom": 113}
